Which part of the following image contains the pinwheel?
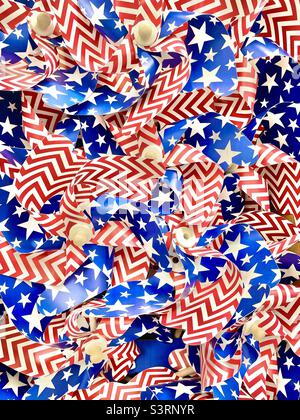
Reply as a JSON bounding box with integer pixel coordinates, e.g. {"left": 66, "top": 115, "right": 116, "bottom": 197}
{"left": 0, "top": 0, "right": 299, "bottom": 401}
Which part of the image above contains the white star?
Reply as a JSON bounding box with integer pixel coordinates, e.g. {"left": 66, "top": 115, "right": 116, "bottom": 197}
{"left": 0, "top": 283, "right": 9, "bottom": 294}
{"left": 137, "top": 291, "right": 158, "bottom": 304}
{"left": 155, "top": 271, "right": 173, "bottom": 289}
{"left": 195, "top": 65, "right": 222, "bottom": 88}
{"left": 153, "top": 387, "right": 163, "bottom": 395}
{"left": 274, "top": 130, "right": 289, "bottom": 148}
{"left": 22, "top": 305, "right": 44, "bottom": 333}
{"left": 167, "top": 382, "right": 197, "bottom": 399}
{"left": 153, "top": 190, "right": 173, "bottom": 209}
{"left": 5, "top": 304, "right": 16, "bottom": 320}
{"left": 205, "top": 48, "right": 217, "bottom": 62}
{"left": 7, "top": 102, "right": 17, "bottom": 112}
{"left": 260, "top": 99, "right": 269, "bottom": 108}
{"left": 135, "top": 324, "right": 151, "bottom": 338}
{"left": 210, "top": 131, "right": 221, "bottom": 142}
{"left": 283, "top": 356, "right": 295, "bottom": 370}
{"left": 168, "top": 136, "right": 177, "bottom": 146}
{"left": 276, "top": 369, "right": 291, "bottom": 397}
{"left": 262, "top": 73, "right": 278, "bottom": 93}
{"left": 215, "top": 141, "right": 241, "bottom": 166}
{"left": 1, "top": 182, "right": 17, "bottom": 203}
{"left": 213, "top": 381, "right": 226, "bottom": 396}
{"left": 263, "top": 255, "right": 273, "bottom": 264}
{"left": 102, "top": 264, "right": 112, "bottom": 280}
{"left": 240, "top": 264, "right": 262, "bottom": 291}
{"left": 34, "top": 373, "right": 56, "bottom": 397}
{"left": 62, "top": 369, "right": 73, "bottom": 381}
{"left": 18, "top": 293, "right": 31, "bottom": 308}
{"left": 74, "top": 271, "right": 88, "bottom": 286}
{"left": 64, "top": 83, "right": 73, "bottom": 91}
{"left": 167, "top": 21, "right": 177, "bottom": 33}
{"left": 284, "top": 80, "right": 294, "bottom": 94}
{"left": 64, "top": 67, "right": 88, "bottom": 86}
{"left": 210, "top": 16, "right": 219, "bottom": 25}
{"left": 106, "top": 299, "right": 134, "bottom": 313}
{"left": 275, "top": 56, "right": 293, "bottom": 77}
{"left": 14, "top": 28, "right": 23, "bottom": 39}
{"left": 218, "top": 336, "right": 235, "bottom": 351}
{"left": 294, "top": 381, "right": 300, "bottom": 392}
{"left": 114, "top": 19, "right": 124, "bottom": 31}
{"left": 18, "top": 215, "right": 44, "bottom": 239}
{"left": 105, "top": 95, "right": 117, "bottom": 105}
{"left": 218, "top": 184, "right": 232, "bottom": 202}
{"left": 288, "top": 119, "right": 299, "bottom": 132}
{"left": 2, "top": 372, "right": 27, "bottom": 396}
{"left": 11, "top": 237, "right": 22, "bottom": 248}
{"left": 189, "top": 22, "right": 214, "bottom": 54}
{"left": 81, "top": 121, "right": 89, "bottom": 131}
{"left": 89, "top": 2, "right": 106, "bottom": 26}
{"left": 85, "top": 261, "right": 101, "bottom": 279}
{"left": 39, "top": 84, "right": 67, "bottom": 100}
{"left": 84, "top": 89, "right": 102, "bottom": 105}
{"left": 264, "top": 111, "right": 285, "bottom": 129}
{"left": 243, "top": 357, "right": 251, "bottom": 368}
{"left": 0, "top": 117, "right": 17, "bottom": 136}
{"left": 138, "top": 279, "right": 152, "bottom": 289}
{"left": 188, "top": 119, "right": 210, "bottom": 138}
{"left": 0, "top": 40, "right": 9, "bottom": 54}
{"left": 245, "top": 50, "right": 254, "bottom": 60}
{"left": 224, "top": 234, "right": 249, "bottom": 260}
{"left": 96, "top": 134, "right": 106, "bottom": 146}
{"left": 226, "top": 59, "right": 236, "bottom": 70}
{"left": 289, "top": 103, "right": 300, "bottom": 115}
{"left": 221, "top": 33, "right": 234, "bottom": 50}
{"left": 231, "top": 389, "right": 239, "bottom": 399}
{"left": 65, "top": 297, "right": 76, "bottom": 308}
{"left": 137, "top": 218, "right": 147, "bottom": 230}
{"left": 88, "top": 250, "right": 98, "bottom": 261}
{"left": 143, "top": 237, "right": 160, "bottom": 257}
{"left": 0, "top": 218, "right": 9, "bottom": 233}
{"left": 282, "top": 264, "right": 300, "bottom": 280}
{"left": 241, "top": 253, "right": 252, "bottom": 265}
{"left": 120, "top": 291, "right": 131, "bottom": 298}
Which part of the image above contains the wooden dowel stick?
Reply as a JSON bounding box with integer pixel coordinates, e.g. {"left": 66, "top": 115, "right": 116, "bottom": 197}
{"left": 177, "top": 367, "right": 196, "bottom": 378}
{"left": 174, "top": 329, "right": 183, "bottom": 338}
{"left": 283, "top": 215, "right": 300, "bottom": 255}
{"left": 89, "top": 317, "right": 97, "bottom": 332}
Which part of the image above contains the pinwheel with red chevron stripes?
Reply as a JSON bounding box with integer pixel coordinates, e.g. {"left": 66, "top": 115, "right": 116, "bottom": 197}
{"left": 0, "top": 0, "right": 299, "bottom": 401}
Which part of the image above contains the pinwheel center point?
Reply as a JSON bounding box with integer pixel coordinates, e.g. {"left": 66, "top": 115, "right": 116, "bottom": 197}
{"left": 133, "top": 20, "right": 158, "bottom": 47}
{"left": 30, "top": 12, "right": 54, "bottom": 37}
{"left": 69, "top": 224, "right": 93, "bottom": 248}
{"left": 85, "top": 338, "right": 108, "bottom": 364}
{"left": 142, "top": 145, "right": 163, "bottom": 160}
{"left": 226, "top": 164, "right": 238, "bottom": 174}
{"left": 175, "top": 227, "right": 197, "bottom": 248}
{"left": 244, "top": 317, "right": 266, "bottom": 342}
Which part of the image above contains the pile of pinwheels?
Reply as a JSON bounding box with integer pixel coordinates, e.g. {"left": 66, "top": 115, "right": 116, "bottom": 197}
{"left": 0, "top": 0, "right": 299, "bottom": 401}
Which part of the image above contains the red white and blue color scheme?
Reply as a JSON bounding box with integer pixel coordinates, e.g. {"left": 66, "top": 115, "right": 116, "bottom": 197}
{"left": 0, "top": 0, "right": 299, "bottom": 400}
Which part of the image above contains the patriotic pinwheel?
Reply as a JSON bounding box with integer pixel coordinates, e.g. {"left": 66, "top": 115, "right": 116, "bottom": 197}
{"left": 0, "top": 0, "right": 299, "bottom": 401}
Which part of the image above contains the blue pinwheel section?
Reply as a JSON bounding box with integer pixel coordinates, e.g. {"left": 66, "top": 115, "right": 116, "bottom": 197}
{"left": 0, "top": 174, "right": 64, "bottom": 253}
{"left": 78, "top": 0, "right": 128, "bottom": 42}
{"left": 38, "top": 245, "right": 114, "bottom": 315}
{"left": 185, "top": 15, "right": 237, "bottom": 95}
{"left": 33, "top": 66, "right": 98, "bottom": 109}
{"left": 184, "top": 113, "right": 257, "bottom": 171}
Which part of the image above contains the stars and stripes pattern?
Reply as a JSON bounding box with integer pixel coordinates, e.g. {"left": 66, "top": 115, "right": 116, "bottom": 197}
{"left": 0, "top": 0, "right": 299, "bottom": 401}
